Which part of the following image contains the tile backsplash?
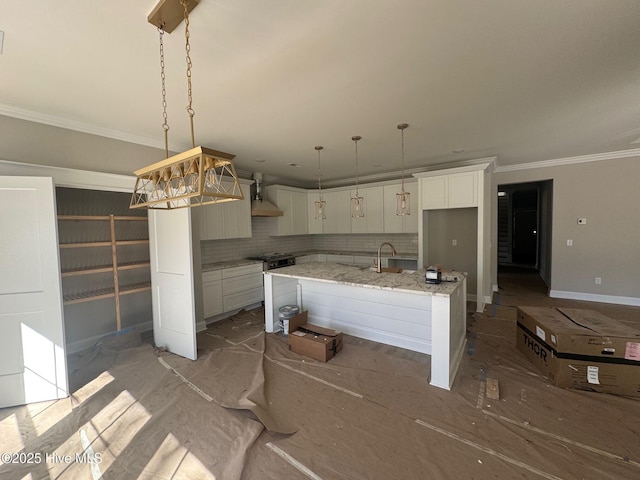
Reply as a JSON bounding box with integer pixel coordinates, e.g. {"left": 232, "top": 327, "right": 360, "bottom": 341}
{"left": 201, "top": 217, "right": 418, "bottom": 264}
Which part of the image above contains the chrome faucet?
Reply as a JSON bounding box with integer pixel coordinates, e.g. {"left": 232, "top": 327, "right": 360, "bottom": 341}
{"left": 376, "top": 242, "right": 397, "bottom": 273}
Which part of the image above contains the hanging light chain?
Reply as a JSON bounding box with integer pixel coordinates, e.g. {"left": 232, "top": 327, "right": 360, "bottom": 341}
{"left": 398, "top": 123, "right": 408, "bottom": 193}
{"left": 181, "top": 0, "right": 196, "bottom": 148}
{"left": 158, "top": 26, "right": 169, "bottom": 158}
{"left": 316, "top": 146, "right": 324, "bottom": 199}
{"left": 353, "top": 136, "right": 361, "bottom": 195}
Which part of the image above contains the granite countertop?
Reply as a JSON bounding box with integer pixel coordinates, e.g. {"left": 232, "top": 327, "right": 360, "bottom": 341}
{"left": 202, "top": 258, "right": 263, "bottom": 271}
{"left": 265, "top": 262, "right": 464, "bottom": 297}
{"left": 290, "top": 250, "right": 419, "bottom": 259}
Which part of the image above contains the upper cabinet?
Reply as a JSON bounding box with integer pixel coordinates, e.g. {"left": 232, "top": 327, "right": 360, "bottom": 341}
{"left": 323, "top": 190, "right": 352, "bottom": 234}
{"left": 269, "top": 179, "right": 420, "bottom": 236}
{"left": 351, "top": 186, "right": 384, "bottom": 233}
{"left": 419, "top": 171, "right": 478, "bottom": 210}
{"left": 383, "top": 181, "right": 418, "bottom": 233}
{"left": 201, "top": 180, "right": 252, "bottom": 240}
{"left": 265, "top": 186, "right": 308, "bottom": 236}
{"left": 307, "top": 191, "right": 324, "bottom": 234}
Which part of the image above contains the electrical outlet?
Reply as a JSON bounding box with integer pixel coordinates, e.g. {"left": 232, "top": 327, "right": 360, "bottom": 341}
{"left": 452, "top": 239, "right": 457, "bottom": 246}
{"left": 595, "top": 277, "right": 602, "bottom": 285}
{"left": 567, "top": 239, "right": 573, "bottom": 246}
{"left": 578, "top": 218, "right": 587, "bottom": 225}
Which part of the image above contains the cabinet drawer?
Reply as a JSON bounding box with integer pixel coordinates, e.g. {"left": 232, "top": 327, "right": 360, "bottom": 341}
{"left": 223, "top": 272, "right": 263, "bottom": 295}
{"left": 202, "top": 269, "right": 222, "bottom": 284}
{"left": 223, "top": 286, "right": 264, "bottom": 312}
{"left": 222, "top": 263, "right": 263, "bottom": 279}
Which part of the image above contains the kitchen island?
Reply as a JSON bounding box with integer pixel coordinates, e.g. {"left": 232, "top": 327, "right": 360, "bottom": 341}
{"left": 263, "top": 262, "right": 467, "bottom": 390}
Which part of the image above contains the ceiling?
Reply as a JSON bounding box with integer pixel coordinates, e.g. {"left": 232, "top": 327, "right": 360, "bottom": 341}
{"left": 1, "top": 0, "right": 640, "bottom": 187}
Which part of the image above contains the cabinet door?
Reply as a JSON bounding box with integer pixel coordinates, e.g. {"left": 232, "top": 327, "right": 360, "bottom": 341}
{"left": 402, "top": 182, "right": 419, "bottom": 233}
{"left": 448, "top": 172, "right": 478, "bottom": 208}
{"left": 223, "top": 183, "right": 251, "bottom": 238}
{"left": 269, "top": 189, "right": 292, "bottom": 235}
{"left": 203, "top": 280, "right": 223, "bottom": 317}
{"left": 291, "top": 190, "right": 309, "bottom": 234}
{"left": 307, "top": 191, "right": 324, "bottom": 234}
{"left": 323, "top": 190, "right": 351, "bottom": 234}
{"left": 201, "top": 203, "right": 224, "bottom": 240}
{"left": 352, "top": 186, "right": 384, "bottom": 233}
{"left": 420, "top": 176, "right": 448, "bottom": 209}
{"left": 383, "top": 184, "right": 403, "bottom": 233}
{"left": 364, "top": 186, "right": 384, "bottom": 233}
{"left": 383, "top": 182, "right": 417, "bottom": 233}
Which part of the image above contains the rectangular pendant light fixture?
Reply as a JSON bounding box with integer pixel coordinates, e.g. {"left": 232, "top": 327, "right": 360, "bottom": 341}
{"left": 130, "top": 146, "right": 243, "bottom": 210}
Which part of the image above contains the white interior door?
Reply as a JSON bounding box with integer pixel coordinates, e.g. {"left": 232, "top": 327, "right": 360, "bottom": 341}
{"left": 0, "top": 176, "right": 68, "bottom": 407}
{"left": 149, "top": 208, "right": 198, "bottom": 360}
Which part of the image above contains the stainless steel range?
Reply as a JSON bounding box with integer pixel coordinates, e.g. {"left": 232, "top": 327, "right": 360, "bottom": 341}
{"left": 247, "top": 253, "right": 296, "bottom": 270}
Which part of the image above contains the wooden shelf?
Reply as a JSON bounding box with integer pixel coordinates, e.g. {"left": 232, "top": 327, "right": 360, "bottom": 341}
{"left": 118, "top": 261, "right": 151, "bottom": 271}
{"left": 58, "top": 214, "right": 151, "bottom": 330}
{"left": 61, "top": 261, "right": 151, "bottom": 277}
{"left": 64, "top": 287, "right": 116, "bottom": 305}
{"left": 61, "top": 265, "right": 114, "bottom": 277}
{"left": 120, "top": 282, "right": 152, "bottom": 296}
{"left": 116, "top": 240, "right": 149, "bottom": 246}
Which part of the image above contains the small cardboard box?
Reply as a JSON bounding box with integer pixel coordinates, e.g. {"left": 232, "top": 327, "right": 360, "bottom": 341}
{"left": 516, "top": 307, "right": 640, "bottom": 396}
{"left": 287, "top": 311, "right": 343, "bottom": 362}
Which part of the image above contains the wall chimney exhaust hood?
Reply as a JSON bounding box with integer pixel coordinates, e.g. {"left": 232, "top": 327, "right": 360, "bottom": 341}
{"left": 251, "top": 173, "right": 284, "bottom": 217}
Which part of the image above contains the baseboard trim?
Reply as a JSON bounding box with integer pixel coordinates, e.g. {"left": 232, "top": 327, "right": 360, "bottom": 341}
{"left": 67, "top": 320, "right": 153, "bottom": 354}
{"left": 549, "top": 290, "right": 640, "bottom": 307}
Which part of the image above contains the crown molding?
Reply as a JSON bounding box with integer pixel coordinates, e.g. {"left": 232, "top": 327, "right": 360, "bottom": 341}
{"left": 0, "top": 159, "right": 136, "bottom": 192}
{"left": 495, "top": 148, "right": 640, "bottom": 173}
{"left": 0, "top": 103, "right": 187, "bottom": 151}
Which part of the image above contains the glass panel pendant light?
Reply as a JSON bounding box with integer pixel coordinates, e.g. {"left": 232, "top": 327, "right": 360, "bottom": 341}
{"left": 314, "top": 146, "right": 326, "bottom": 219}
{"left": 350, "top": 135, "right": 365, "bottom": 218}
{"left": 396, "top": 123, "right": 411, "bottom": 216}
{"left": 130, "top": 0, "right": 243, "bottom": 210}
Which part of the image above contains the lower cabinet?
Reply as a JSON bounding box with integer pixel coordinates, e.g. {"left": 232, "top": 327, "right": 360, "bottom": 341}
{"left": 203, "top": 270, "right": 223, "bottom": 318}
{"left": 203, "top": 263, "right": 264, "bottom": 320}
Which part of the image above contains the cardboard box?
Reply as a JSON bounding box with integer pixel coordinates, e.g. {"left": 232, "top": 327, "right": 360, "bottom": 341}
{"left": 516, "top": 307, "right": 640, "bottom": 396}
{"left": 287, "top": 311, "right": 343, "bottom": 362}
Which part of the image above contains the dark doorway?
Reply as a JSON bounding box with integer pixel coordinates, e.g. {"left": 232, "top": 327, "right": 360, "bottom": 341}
{"left": 512, "top": 190, "right": 538, "bottom": 266}
{"left": 497, "top": 180, "right": 553, "bottom": 289}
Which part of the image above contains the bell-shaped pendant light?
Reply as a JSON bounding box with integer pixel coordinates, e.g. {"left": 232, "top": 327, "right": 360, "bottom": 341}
{"left": 396, "top": 123, "right": 410, "bottom": 216}
{"left": 314, "top": 146, "right": 326, "bottom": 219}
{"left": 130, "top": 0, "right": 243, "bottom": 210}
{"left": 350, "top": 136, "right": 365, "bottom": 218}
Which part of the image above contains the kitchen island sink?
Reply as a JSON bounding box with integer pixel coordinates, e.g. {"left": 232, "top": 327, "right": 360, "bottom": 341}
{"left": 263, "top": 262, "right": 467, "bottom": 390}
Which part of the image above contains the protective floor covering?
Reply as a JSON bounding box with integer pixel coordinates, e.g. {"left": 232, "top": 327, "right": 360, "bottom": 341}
{"left": 1, "top": 270, "right": 639, "bottom": 479}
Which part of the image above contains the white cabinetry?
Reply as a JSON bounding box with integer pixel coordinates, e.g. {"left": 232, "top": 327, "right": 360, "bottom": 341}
{"left": 383, "top": 181, "right": 418, "bottom": 233}
{"left": 420, "top": 171, "right": 478, "bottom": 210}
{"left": 323, "top": 190, "right": 352, "bottom": 234}
{"left": 201, "top": 180, "right": 252, "bottom": 240}
{"left": 202, "top": 262, "right": 264, "bottom": 320}
{"left": 307, "top": 191, "right": 324, "bottom": 234}
{"left": 222, "top": 263, "right": 264, "bottom": 312}
{"left": 265, "top": 186, "right": 308, "bottom": 236}
{"left": 351, "top": 186, "right": 384, "bottom": 233}
{"left": 202, "top": 269, "right": 223, "bottom": 318}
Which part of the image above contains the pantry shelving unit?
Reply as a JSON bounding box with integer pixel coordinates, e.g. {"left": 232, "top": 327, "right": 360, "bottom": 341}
{"left": 58, "top": 214, "right": 151, "bottom": 330}
{"left": 56, "top": 187, "right": 153, "bottom": 352}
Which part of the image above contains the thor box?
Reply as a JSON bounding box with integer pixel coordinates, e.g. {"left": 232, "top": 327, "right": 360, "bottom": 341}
{"left": 516, "top": 307, "right": 640, "bottom": 396}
